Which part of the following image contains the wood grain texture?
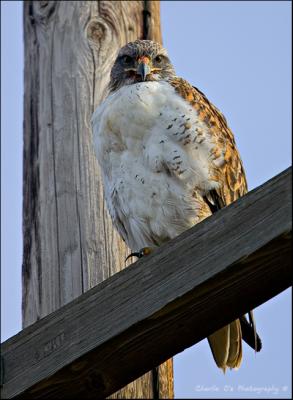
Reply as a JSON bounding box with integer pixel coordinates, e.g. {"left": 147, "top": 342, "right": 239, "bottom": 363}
{"left": 22, "top": 1, "right": 170, "bottom": 398}
{"left": 3, "top": 167, "right": 291, "bottom": 399}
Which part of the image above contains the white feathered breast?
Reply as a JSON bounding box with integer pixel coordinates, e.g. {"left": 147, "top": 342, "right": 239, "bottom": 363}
{"left": 92, "top": 81, "right": 221, "bottom": 251}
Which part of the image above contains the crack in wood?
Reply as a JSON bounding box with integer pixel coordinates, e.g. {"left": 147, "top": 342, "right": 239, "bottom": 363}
{"left": 142, "top": 1, "right": 151, "bottom": 40}
{"left": 49, "top": 3, "right": 62, "bottom": 310}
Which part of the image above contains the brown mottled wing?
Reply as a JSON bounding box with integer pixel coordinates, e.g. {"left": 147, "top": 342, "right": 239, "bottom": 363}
{"left": 170, "top": 77, "right": 248, "bottom": 207}
{"left": 170, "top": 77, "right": 262, "bottom": 353}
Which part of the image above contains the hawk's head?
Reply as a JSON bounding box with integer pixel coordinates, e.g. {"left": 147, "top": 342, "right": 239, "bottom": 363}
{"left": 109, "top": 40, "right": 176, "bottom": 92}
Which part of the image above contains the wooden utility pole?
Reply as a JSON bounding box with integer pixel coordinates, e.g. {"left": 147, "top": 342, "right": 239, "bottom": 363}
{"left": 22, "top": 1, "right": 173, "bottom": 398}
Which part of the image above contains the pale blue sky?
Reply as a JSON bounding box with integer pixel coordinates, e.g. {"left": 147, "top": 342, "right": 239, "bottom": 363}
{"left": 1, "top": 1, "right": 292, "bottom": 398}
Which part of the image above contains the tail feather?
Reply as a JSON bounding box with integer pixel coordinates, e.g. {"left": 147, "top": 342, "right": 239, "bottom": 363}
{"left": 226, "top": 319, "right": 242, "bottom": 369}
{"left": 248, "top": 310, "right": 258, "bottom": 352}
{"left": 208, "top": 319, "right": 242, "bottom": 372}
{"left": 240, "top": 313, "right": 262, "bottom": 352}
{"left": 208, "top": 325, "right": 230, "bottom": 372}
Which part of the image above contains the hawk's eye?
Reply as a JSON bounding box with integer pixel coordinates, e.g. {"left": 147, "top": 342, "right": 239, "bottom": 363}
{"left": 154, "top": 55, "right": 163, "bottom": 64}
{"left": 121, "top": 55, "right": 133, "bottom": 65}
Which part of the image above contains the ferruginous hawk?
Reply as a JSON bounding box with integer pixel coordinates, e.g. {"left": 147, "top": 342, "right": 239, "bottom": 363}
{"left": 92, "top": 39, "right": 261, "bottom": 371}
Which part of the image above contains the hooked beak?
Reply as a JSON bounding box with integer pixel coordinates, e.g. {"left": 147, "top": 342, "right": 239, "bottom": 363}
{"left": 137, "top": 57, "right": 151, "bottom": 81}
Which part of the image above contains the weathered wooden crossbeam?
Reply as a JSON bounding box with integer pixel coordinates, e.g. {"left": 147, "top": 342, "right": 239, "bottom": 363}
{"left": 1, "top": 167, "right": 292, "bottom": 399}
